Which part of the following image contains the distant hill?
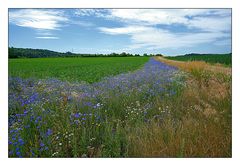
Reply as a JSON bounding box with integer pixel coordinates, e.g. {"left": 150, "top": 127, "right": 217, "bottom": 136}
{"left": 166, "top": 53, "right": 232, "bottom": 66}
{"left": 9, "top": 47, "right": 65, "bottom": 58}
{"left": 8, "top": 47, "right": 156, "bottom": 58}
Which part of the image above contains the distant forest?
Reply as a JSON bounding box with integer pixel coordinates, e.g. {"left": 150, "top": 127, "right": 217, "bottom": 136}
{"left": 166, "top": 53, "right": 232, "bottom": 66}
{"left": 8, "top": 47, "right": 163, "bottom": 58}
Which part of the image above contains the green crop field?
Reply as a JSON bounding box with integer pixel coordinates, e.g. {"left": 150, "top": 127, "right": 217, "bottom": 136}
{"left": 9, "top": 57, "right": 149, "bottom": 83}
{"left": 166, "top": 53, "right": 232, "bottom": 66}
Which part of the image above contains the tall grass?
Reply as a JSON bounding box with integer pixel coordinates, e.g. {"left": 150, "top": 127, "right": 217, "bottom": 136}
{"left": 137, "top": 57, "right": 232, "bottom": 157}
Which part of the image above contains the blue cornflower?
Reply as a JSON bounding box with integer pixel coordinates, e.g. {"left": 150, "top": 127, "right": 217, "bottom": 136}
{"left": 18, "top": 138, "right": 24, "bottom": 145}
{"left": 36, "top": 116, "right": 42, "bottom": 120}
{"left": 74, "top": 113, "right": 81, "bottom": 118}
{"left": 46, "top": 129, "right": 53, "bottom": 136}
{"left": 21, "top": 102, "right": 26, "bottom": 107}
{"left": 16, "top": 114, "right": 23, "bottom": 117}
{"left": 23, "top": 110, "right": 28, "bottom": 114}
{"left": 9, "top": 150, "right": 14, "bottom": 155}
{"left": 85, "top": 102, "right": 92, "bottom": 107}
{"left": 35, "top": 116, "right": 42, "bottom": 124}
{"left": 16, "top": 151, "right": 21, "bottom": 156}
{"left": 10, "top": 129, "right": 15, "bottom": 133}
{"left": 40, "top": 142, "right": 45, "bottom": 147}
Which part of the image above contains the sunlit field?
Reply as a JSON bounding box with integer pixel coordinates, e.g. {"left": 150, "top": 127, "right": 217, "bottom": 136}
{"left": 9, "top": 57, "right": 149, "bottom": 83}
{"left": 8, "top": 56, "right": 231, "bottom": 157}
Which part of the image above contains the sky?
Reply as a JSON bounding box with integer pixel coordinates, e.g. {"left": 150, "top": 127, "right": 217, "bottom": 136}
{"left": 9, "top": 9, "right": 232, "bottom": 56}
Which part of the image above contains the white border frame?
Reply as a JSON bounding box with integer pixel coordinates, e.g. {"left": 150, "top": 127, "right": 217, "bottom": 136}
{"left": 1, "top": 0, "right": 239, "bottom": 165}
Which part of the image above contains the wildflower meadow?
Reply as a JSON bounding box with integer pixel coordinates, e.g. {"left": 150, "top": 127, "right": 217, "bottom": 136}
{"left": 9, "top": 56, "right": 231, "bottom": 157}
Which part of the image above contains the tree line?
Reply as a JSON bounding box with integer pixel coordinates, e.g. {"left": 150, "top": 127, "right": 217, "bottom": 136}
{"left": 9, "top": 47, "right": 163, "bottom": 58}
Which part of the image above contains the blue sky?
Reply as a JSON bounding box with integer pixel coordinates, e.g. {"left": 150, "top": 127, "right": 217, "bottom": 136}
{"left": 9, "top": 9, "right": 231, "bottom": 56}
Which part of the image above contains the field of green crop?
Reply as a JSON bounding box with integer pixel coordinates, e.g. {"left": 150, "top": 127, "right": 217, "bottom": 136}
{"left": 166, "top": 54, "right": 232, "bottom": 66}
{"left": 9, "top": 57, "right": 149, "bottom": 83}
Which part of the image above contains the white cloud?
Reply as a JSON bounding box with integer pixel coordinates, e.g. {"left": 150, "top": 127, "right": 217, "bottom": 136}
{"left": 9, "top": 9, "right": 99, "bottom": 40}
{"left": 97, "top": 9, "right": 231, "bottom": 50}
{"left": 35, "top": 29, "right": 55, "bottom": 36}
{"left": 74, "top": 9, "right": 109, "bottom": 18}
{"left": 9, "top": 9, "right": 68, "bottom": 30}
{"left": 99, "top": 25, "right": 230, "bottom": 50}
{"left": 36, "top": 36, "right": 59, "bottom": 39}
{"left": 74, "top": 9, "right": 97, "bottom": 16}
{"left": 188, "top": 16, "right": 231, "bottom": 32}
{"left": 108, "top": 9, "right": 188, "bottom": 25}
{"left": 99, "top": 26, "right": 151, "bottom": 35}
{"left": 70, "top": 20, "right": 95, "bottom": 27}
{"left": 9, "top": 9, "right": 69, "bottom": 39}
{"left": 95, "top": 9, "right": 231, "bottom": 32}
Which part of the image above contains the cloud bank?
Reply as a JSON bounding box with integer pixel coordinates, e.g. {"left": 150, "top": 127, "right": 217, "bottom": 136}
{"left": 96, "top": 9, "right": 231, "bottom": 50}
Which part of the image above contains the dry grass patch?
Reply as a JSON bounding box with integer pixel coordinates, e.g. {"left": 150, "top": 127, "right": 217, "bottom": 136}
{"left": 126, "top": 57, "right": 232, "bottom": 157}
